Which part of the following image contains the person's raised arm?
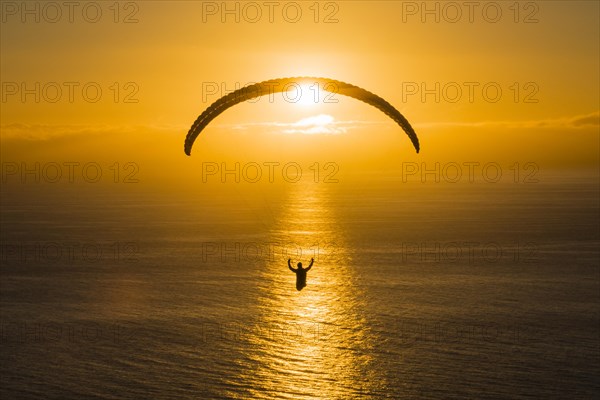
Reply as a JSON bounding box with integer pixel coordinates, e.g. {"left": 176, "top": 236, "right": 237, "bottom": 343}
{"left": 306, "top": 258, "right": 314, "bottom": 271}
{"left": 288, "top": 258, "right": 297, "bottom": 272}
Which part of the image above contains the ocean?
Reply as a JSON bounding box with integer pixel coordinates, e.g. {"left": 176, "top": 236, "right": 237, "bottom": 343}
{"left": 1, "top": 172, "right": 599, "bottom": 399}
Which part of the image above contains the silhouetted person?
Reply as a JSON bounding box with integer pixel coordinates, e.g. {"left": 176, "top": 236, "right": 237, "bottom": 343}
{"left": 288, "top": 258, "right": 313, "bottom": 291}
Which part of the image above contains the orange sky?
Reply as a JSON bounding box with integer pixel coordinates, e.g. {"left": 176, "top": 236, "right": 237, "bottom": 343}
{"left": 1, "top": 1, "right": 599, "bottom": 184}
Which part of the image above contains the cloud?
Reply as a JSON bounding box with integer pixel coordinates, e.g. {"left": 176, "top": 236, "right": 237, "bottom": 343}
{"left": 281, "top": 114, "right": 345, "bottom": 134}
{"left": 2, "top": 111, "right": 597, "bottom": 141}
{"left": 416, "top": 111, "right": 600, "bottom": 130}
{"left": 228, "top": 114, "right": 388, "bottom": 134}
{"left": 0, "top": 123, "right": 183, "bottom": 140}
{"left": 570, "top": 112, "right": 600, "bottom": 127}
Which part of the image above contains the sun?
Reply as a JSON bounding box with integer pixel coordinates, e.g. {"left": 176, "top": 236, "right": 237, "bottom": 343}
{"left": 290, "top": 83, "right": 320, "bottom": 107}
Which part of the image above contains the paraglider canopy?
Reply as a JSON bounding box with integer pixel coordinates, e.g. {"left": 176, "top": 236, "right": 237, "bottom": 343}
{"left": 185, "top": 77, "right": 420, "bottom": 155}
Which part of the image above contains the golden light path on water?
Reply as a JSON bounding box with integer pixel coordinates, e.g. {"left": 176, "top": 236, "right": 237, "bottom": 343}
{"left": 230, "top": 180, "right": 384, "bottom": 399}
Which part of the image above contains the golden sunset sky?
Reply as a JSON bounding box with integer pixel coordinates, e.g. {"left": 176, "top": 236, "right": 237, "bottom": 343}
{"left": 1, "top": 1, "right": 598, "bottom": 184}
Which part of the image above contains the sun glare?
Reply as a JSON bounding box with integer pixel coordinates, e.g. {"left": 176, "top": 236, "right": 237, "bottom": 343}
{"left": 293, "top": 83, "right": 320, "bottom": 107}
{"left": 283, "top": 114, "right": 345, "bottom": 134}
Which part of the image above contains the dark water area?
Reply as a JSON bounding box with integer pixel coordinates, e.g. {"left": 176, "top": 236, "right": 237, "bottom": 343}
{"left": 1, "top": 174, "right": 599, "bottom": 399}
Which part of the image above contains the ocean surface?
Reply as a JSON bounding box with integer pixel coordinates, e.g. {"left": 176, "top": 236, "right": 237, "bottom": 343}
{"left": 1, "top": 173, "right": 599, "bottom": 399}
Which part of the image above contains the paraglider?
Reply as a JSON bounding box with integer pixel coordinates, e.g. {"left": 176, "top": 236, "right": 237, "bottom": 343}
{"left": 289, "top": 258, "right": 314, "bottom": 291}
{"left": 184, "top": 77, "right": 420, "bottom": 155}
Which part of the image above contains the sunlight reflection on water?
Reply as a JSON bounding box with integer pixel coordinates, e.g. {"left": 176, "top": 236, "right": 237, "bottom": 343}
{"left": 236, "top": 181, "right": 379, "bottom": 399}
